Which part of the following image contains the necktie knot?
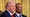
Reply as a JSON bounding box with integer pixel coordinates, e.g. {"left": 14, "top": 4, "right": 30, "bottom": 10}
{"left": 12, "top": 14, "right": 14, "bottom": 17}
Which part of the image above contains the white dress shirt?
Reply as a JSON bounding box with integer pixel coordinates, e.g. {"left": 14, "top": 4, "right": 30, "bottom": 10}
{"left": 16, "top": 13, "right": 22, "bottom": 17}
{"left": 7, "top": 10, "right": 13, "bottom": 16}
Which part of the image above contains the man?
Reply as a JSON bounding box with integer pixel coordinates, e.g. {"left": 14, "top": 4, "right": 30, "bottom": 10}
{"left": 14, "top": 3, "right": 27, "bottom": 17}
{"left": 1, "top": 1, "right": 16, "bottom": 17}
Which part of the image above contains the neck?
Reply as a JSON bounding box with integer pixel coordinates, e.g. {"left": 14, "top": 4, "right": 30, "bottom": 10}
{"left": 16, "top": 12, "right": 22, "bottom": 14}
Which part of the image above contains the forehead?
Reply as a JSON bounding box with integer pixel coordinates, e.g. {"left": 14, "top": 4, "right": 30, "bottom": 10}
{"left": 17, "top": 4, "right": 22, "bottom": 7}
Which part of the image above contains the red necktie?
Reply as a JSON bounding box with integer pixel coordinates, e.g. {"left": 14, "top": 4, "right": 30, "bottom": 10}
{"left": 12, "top": 14, "right": 14, "bottom": 17}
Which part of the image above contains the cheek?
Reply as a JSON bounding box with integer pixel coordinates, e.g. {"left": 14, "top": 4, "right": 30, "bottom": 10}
{"left": 10, "top": 7, "right": 13, "bottom": 10}
{"left": 19, "top": 8, "right": 22, "bottom": 10}
{"left": 10, "top": 7, "right": 16, "bottom": 10}
{"left": 13, "top": 7, "right": 16, "bottom": 9}
{"left": 17, "top": 8, "right": 22, "bottom": 11}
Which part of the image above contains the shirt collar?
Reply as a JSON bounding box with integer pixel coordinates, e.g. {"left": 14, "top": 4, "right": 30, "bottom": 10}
{"left": 7, "top": 10, "right": 13, "bottom": 16}
{"left": 16, "top": 13, "right": 22, "bottom": 16}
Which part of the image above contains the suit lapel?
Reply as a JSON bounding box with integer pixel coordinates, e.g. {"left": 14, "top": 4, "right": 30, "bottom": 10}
{"left": 14, "top": 13, "right": 24, "bottom": 17}
{"left": 5, "top": 10, "right": 12, "bottom": 17}
{"left": 14, "top": 13, "right": 18, "bottom": 17}
{"left": 22, "top": 14, "right": 24, "bottom": 17}
{"left": 14, "top": 13, "right": 26, "bottom": 17}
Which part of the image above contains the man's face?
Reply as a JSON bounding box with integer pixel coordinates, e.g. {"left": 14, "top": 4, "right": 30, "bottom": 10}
{"left": 16, "top": 4, "right": 23, "bottom": 13}
{"left": 7, "top": 3, "right": 16, "bottom": 13}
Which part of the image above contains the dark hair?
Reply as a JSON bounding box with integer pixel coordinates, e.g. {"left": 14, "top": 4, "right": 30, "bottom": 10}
{"left": 16, "top": 3, "right": 22, "bottom": 9}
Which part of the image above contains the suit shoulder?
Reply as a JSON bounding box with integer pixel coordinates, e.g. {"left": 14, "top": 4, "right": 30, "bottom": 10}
{"left": 1, "top": 10, "right": 7, "bottom": 15}
{"left": 22, "top": 14, "right": 27, "bottom": 17}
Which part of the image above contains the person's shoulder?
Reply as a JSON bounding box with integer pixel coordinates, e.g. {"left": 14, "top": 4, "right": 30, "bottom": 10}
{"left": 22, "top": 14, "right": 27, "bottom": 17}
{"left": 1, "top": 10, "right": 8, "bottom": 15}
{"left": 1, "top": 10, "right": 7, "bottom": 17}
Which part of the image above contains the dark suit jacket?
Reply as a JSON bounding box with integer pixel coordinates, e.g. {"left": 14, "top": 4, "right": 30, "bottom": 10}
{"left": 1, "top": 10, "right": 13, "bottom": 17}
{"left": 14, "top": 13, "right": 27, "bottom": 17}
{"left": 1, "top": 10, "right": 27, "bottom": 17}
